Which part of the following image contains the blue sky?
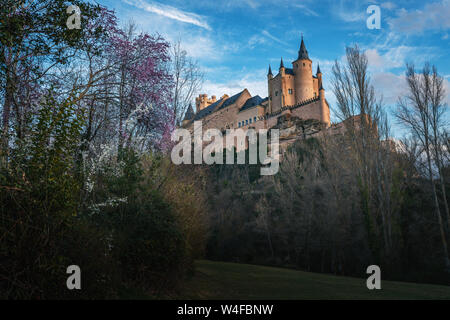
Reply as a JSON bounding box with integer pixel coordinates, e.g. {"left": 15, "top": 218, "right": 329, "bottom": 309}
{"left": 97, "top": 0, "right": 450, "bottom": 133}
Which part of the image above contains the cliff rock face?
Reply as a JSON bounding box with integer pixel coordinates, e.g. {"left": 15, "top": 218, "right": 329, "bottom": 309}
{"left": 269, "top": 114, "right": 325, "bottom": 150}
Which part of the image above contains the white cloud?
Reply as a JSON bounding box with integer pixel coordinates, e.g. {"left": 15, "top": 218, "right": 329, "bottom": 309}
{"left": 294, "top": 4, "right": 319, "bottom": 17}
{"left": 123, "top": 0, "right": 211, "bottom": 30}
{"left": 381, "top": 2, "right": 397, "bottom": 10}
{"left": 388, "top": 0, "right": 450, "bottom": 34}
{"left": 120, "top": 9, "right": 223, "bottom": 61}
{"left": 179, "top": 35, "right": 223, "bottom": 60}
{"left": 202, "top": 71, "right": 268, "bottom": 99}
{"left": 365, "top": 46, "right": 439, "bottom": 72}
{"left": 332, "top": 0, "right": 366, "bottom": 22}
{"left": 371, "top": 71, "right": 450, "bottom": 106}
{"left": 365, "top": 49, "right": 385, "bottom": 68}
{"left": 372, "top": 72, "right": 407, "bottom": 104}
{"left": 248, "top": 34, "right": 267, "bottom": 49}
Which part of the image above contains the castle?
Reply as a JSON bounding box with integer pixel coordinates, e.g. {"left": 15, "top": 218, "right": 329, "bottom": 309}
{"left": 181, "top": 37, "right": 331, "bottom": 143}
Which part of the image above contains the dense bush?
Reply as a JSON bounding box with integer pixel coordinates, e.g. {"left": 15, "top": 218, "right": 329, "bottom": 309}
{"left": 0, "top": 96, "right": 207, "bottom": 298}
{"left": 0, "top": 95, "right": 115, "bottom": 299}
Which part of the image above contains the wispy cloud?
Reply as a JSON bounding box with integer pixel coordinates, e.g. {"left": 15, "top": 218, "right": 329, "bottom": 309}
{"left": 123, "top": 0, "right": 211, "bottom": 30}
{"left": 294, "top": 4, "right": 319, "bottom": 17}
{"left": 261, "top": 30, "right": 289, "bottom": 46}
{"left": 248, "top": 34, "right": 267, "bottom": 49}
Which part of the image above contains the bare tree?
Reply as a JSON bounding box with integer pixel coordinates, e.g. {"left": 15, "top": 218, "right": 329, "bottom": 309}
{"left": 427, "top": 65, "right": 449, "bottom": 229}
{"left": 395, "top": 63, "right": 450, "bottom": 270}
{"left": 170, "top": 39, "right": 204, "bottom": 126}
{"left": 331, "top": 45, "right": 393, "bottom": 257}
{"left": 443, "top": 130, "right": 450, "bottom": 164}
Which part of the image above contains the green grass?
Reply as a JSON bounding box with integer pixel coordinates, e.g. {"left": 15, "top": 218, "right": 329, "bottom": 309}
{"left": 175, "top": 260, "right": 450, "bottom": 300}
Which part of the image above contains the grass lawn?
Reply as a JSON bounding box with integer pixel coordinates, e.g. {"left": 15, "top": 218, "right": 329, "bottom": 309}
{"left": 175, "top": 260, "right": 450, "bottom": 300}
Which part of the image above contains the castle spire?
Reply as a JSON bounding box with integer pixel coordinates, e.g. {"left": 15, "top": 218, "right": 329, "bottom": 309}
{"left": 298, "top": 35, "right": 309, "bottom": 60}
{"left": 317, "top": 64, "right": 321, "bottom": 74}
{"left": 183, "top": 103, "right": 195, "bottom": 121}
{"left": 280, "top": 57, "right": 284, "bottom": 69}
{"left": 268, "top": 64, "right": 273, "bottom": 76}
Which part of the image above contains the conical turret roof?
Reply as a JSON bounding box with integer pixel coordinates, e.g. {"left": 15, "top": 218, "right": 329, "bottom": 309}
{"left": 183, "top": 104, "right": 195, "bottom": 121}
{"left": 298, "top": 36, "right": 310, "bottom": 60}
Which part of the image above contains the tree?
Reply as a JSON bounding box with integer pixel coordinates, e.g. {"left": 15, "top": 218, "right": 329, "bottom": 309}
{"left": 331, "top": 45, "right": 394, "bottom": 259}
{"left": 395, "top": 63, "right": 450, "bottom": 270}
{"left": 170, "top": 39, "right": 203, "bottom": 126}
{"left": 107, "top": 23, "right": 174, "bottom": 152}
{"left": 0, "top": 0, "right": 111, "bottom": 158}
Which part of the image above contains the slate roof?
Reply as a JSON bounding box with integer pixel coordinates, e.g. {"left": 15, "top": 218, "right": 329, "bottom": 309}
{"left": 285, "top": 68, "right": 294, "bottom": 75}
{"left": 218, "top": 90, "right": 245, "bottom": 110}
{"left": 193, "top": 98, "right": 224, "bottom": 120}
{"left": 298, "top": 37, "right": 310, "bottom": 60}
{"left": 240, "top": 95, "right": 263, "bottom": 112}
{"left": 276, "top": 68, "right": 294, "bottom": 77}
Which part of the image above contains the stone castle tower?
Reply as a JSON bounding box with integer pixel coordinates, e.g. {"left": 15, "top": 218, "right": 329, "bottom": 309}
{"left": 195, "top": 94, "right": 217, "bottom": 112}
{"left": 267, "top": 36, "right": 328, "bottom": 126}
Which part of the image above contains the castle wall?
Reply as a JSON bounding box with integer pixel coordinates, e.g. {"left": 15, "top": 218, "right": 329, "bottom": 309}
{"left": 289, "top": 99, "right": 330, "bottom": 127}
{"left": 313, "top": 78, "right": 319, "bottom": 98}
{"left": 269, "top": 73, "right": 296, "bottom": 112}
{"left": 237, "top": 105, "right": 265, "bottom": 128}
{"left": 192, "top": 90, "right": 252, "bottom": 132}
{"left": 269, "top": 75, "right": 283, "bottom": 113}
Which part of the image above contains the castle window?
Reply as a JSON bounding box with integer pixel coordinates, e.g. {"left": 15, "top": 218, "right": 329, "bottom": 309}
{"left": 246, "top": 120, "right": 248, "bottom": 125}
{"left": 254, "top": 117, "right": 257, "bottom": 122}
{"left": 275, "top": 91, "right": 278, "bottom": 96}
{"left": 288, "top": 88, "right": 293, "bottom": 94}
{"left": 303, "top": 63, "right": 305, "bottom": 67}
{"left": 249, "top": 118, "right": 252, "bottom": 124}
{"left": 238, "top": 122, "right": 241, "bottom": 127}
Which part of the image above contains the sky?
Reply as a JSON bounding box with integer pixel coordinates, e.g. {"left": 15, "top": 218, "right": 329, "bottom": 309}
{"left": 97, "top": 0, "right": 450, "bottom": 135}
